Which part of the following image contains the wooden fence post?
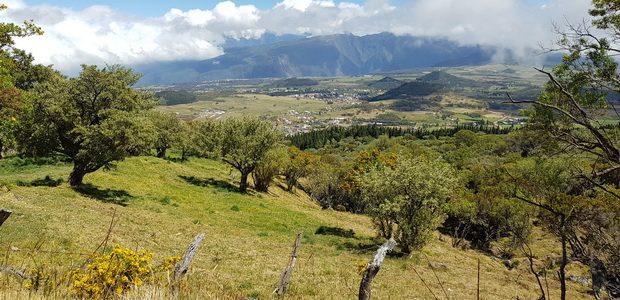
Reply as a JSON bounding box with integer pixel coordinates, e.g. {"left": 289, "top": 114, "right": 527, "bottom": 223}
{"left": 358, "top": 238, "right": 397, "bottom": 300}
{"left": 171, "top": 233, "right": 205, "bottom": 296}
{"left": 0, "top": 210, "right": 11, "bottom": 227}
{"left": 275, "top": 232, "right": 303, "bottom": 297}
{"left": 477, "top": 258, "right": 481, "bottom": 300}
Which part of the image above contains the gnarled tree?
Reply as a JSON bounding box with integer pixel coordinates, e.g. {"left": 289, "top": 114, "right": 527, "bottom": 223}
{"left": 20, "top": 65, "right": 155, "bottom": 186}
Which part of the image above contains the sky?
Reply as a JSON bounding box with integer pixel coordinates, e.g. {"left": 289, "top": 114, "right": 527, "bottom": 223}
{"left": 1, "top": 0, "right": 592, "bottom": 72}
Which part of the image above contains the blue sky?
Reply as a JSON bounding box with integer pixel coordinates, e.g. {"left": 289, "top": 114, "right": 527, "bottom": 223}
{"left": 25, "top": 0, "right": 551, "bottom": 17}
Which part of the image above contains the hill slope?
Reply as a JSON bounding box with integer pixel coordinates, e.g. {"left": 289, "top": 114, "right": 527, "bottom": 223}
{"left": 134, "top": 33, "right": 495, "bottom": 85}
{"left": 370, "top": 71, "right": 480, "bottom": 101}
{"left": 0, "top": 156, "right": 590, "bottom": 299}
{"left": 368, "top": 76, "right": 404, "bottom": 90}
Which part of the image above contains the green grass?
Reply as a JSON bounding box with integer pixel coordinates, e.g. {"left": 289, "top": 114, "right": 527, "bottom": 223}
{"left": 0, "top": 156, "right": 591, "bottom": 299}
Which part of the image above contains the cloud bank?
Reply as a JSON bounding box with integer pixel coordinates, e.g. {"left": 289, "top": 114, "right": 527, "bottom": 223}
{"left": 1, "top": 0, "right": 591, "bottom": 72}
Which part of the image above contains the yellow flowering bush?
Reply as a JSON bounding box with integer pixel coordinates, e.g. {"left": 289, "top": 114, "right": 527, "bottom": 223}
{"left": 70, "top": 245, "right": 179, "bottom": 299}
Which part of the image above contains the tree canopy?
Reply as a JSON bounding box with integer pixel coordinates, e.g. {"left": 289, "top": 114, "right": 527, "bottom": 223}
{"left": 192, "top": 117, "right": 283, "bottom": 193}
{"left": 19, "top": 65, "right": 155, "bottom": 186}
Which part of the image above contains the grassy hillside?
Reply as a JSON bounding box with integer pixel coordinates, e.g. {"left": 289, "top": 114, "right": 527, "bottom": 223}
{"left": 0, "top": 156, "right": 591, "bottom": 299}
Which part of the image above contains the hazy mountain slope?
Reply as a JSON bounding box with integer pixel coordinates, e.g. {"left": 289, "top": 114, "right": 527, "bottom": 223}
{"left": 368, "top": 76, "right": 404, "bottom": 90}
{"left": 135, "top": 33, "right": 495, "bottom": 85}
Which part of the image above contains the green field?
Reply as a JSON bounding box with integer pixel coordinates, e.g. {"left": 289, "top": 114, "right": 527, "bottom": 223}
{"left": 0, "top": 156, "right": 591, "bottom": 299}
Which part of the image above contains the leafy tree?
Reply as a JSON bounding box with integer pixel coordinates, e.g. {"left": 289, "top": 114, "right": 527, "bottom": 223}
{"left": 219, "top": 117, "right": 283, "bottom": 193}
{"left": 304, "top": 154, "right": 351, "bottom": 210}
{"left": 0, "top": 4, "right": 43, "bottom": 51}
{"left": 361, "top": 156, "right": 459, "bottom": 253}
{"left": 508, "top": 1, "right": 620, "bottom": 188}
{"left": 281, "top": 146, "right": 318, "bottom": 192}
{"left": 453, "top": 129, "right": 478, "bottom": 147}
{"left": 508, "top": 158, "right": 587, "bottom": 300}
{"left": 20, "top": 65, "right": 155, "bottom": 186}
{"left": 0, "top": 4, "right": 49, "bottom": 158}
{"left": 192, "top": 117, "right": 283, "bottom": 193}
{"left": 506, "top": 2, "right": 620, "bottom": 298}
{"left": 252, "top": 146, "right": 286, "bottom": 192}
{"left": 148, "top": 111, "right": 185, "bottom": 158}
{"left": 189, "top": 118, "right": 221, "bottom": 159}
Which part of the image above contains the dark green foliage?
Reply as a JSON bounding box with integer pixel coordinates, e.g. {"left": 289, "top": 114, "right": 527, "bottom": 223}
{"left": 147, "top": 111, "right": 185, "bottom": 158}
{"left": 190, "top": 117, "right": 283, "bottom": 193}
{"left": 18, "top": 65, "right": 156, "bottom": 186}
{"left": 155, "top": 90, "right": 197, "bottom": 106}
{"left": 289, "top": 124, "right": 512, "bottom": 150}
{"left": 361, "top": 156, "right": 459, "bottom": 252}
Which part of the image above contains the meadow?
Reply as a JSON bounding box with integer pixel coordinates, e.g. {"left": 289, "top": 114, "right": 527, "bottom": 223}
{"left": 0, "top": 156, "right": 591, "bottom": 299}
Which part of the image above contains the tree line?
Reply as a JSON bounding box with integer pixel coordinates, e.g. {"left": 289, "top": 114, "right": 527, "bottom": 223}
{"left": 289, "top": 123, "right": 513, "bottom": 150}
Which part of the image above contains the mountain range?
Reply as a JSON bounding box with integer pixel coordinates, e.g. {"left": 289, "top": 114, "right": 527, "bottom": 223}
{"left": 134, "top": 32, "right": 503, "bottom": 86}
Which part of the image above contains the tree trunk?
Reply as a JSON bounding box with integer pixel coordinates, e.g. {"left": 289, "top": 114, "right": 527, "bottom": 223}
{"left": 69, "top": 165, "right": 87, "bottom": 187}
{"left": 239, "top": 171, "right": 250, "bottom": 193}
{"left": 0, "top": 139, "right": 4, "bottom": 159}
{"left": 156, "top": 147, "right": 166, "bottom": 158}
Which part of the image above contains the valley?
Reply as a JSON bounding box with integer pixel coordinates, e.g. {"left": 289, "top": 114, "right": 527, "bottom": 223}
{"left": 154, "top": 64, "right": 543, "bottom": 135}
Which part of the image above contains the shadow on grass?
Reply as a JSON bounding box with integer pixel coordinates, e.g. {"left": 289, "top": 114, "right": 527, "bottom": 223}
{"left": 315, "top": 226, "right": 356, "bottom": 238}
{"left": 338, "top": 238, "right": 409, "bottom": 258}
{"left": 16, "top": 175, "right": 63, "bottom": 187}
{"left": 72, "top": 184, "right": 134, "bottom": 206}
{"left": 179, "top": 175, "right": 239, "bottom": 193}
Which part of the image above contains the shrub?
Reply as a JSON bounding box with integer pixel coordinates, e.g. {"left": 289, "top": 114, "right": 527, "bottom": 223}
{"left": 70, "top": 245, "right": 179, "bottom": 299}
{"left": 361, "top": 156, "right": 458, "bottom": 253}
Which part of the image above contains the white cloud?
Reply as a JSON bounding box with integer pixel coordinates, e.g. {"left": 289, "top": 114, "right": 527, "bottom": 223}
{"left": 273, "top": 0, "right": 338, "bottom": 13}
{"left": 213, "top": 1, "right": 259, "bottom": 24}
{"left": 164, "top": 8, "right": 215, "bottom": 26}
{"left": 4, "top": 0, "right": 593, "bottom": 73}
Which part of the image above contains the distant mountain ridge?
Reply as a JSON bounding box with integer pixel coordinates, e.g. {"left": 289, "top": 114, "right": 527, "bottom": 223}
{"left": 134, "top": 32, "right": 497, "bottom": 86}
